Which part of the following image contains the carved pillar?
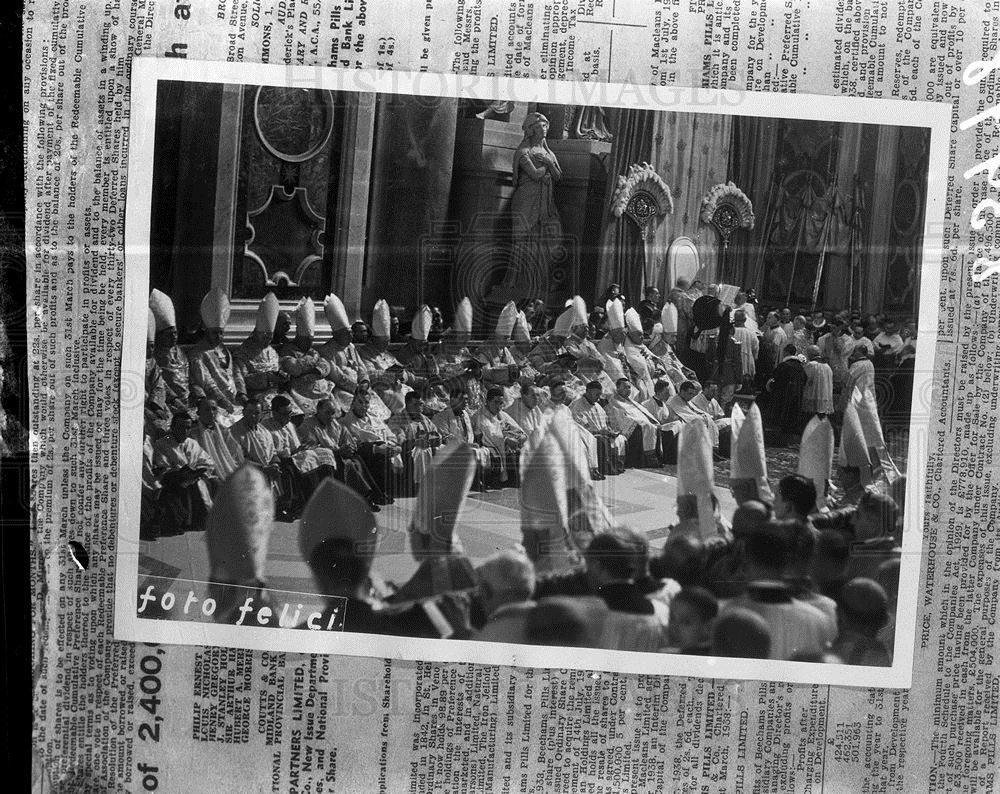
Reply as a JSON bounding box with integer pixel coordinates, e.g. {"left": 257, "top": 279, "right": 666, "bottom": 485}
{"left": 331, "top": 93, "right": 375, "bottom": 321}
{"left": 866, "top": 127, "right": 899, "bottom": 314}
{"left": 211, "top": 84, "right": 243, "bottom": 293}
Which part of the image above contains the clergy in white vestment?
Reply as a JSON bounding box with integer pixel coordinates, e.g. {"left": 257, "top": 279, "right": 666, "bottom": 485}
{"left": 390, "top": 391, "right": 444, "bottom": 488}
{"left": 232, "top": 293, "right": 286, "bottom": 409}
{"left": 839, "top": 346, "right": 876, "bottom": 413}
{"left": 149, "top": 289, "right": 190, "bottom": 414}
{"left": 549, "top": 380, "right": 601, "bottom": 478}
{"left": 642, "top": 378, "right": 677, "bottom": 423}
{"left": 277, "top": 298, "right": 335, "bottom": 416}
{"left": 506, "top": 383, "right": 545, "bottom": 435}
{"left": 606, "top": 378, "right": 659, "bottom": 458}
{"left": 189, "top": 288, "right": 241, "bottom": 422}
{"left": 263, "top": 395, "right": 337, "bottom": 475}
{"left": 317, "top": 292, "right": 366, "bottom": 413}
{"left": 301, "top": 397, "right": 390, "bottom": 507}
{"left": 621, "top": 307, "right": 658, "bottom": 401}
{"left": 570, "top": 381, "right": 627, "bottom": 473}
{"left": 731, "top": 309, "right": 759, "bottom": 387}
{"left": 151, "top": 412, "right": 216, "bottom": 534}
{"left": 472, "top": 387, "right": 528, "bottom": 483}
{"left": 432, "top": 388, "right": 493, "bottom": 488}
{"left": 667, "top": 381, "right": 723, "bottom": 448}
{"left": 802, "top": 345, "right": 835, "bottom": 415}
{"left": 230, "top": 398, "right": 278, "bottom": 471}
{"left": 191, "top": 397, "right": 244, "bottom": 480}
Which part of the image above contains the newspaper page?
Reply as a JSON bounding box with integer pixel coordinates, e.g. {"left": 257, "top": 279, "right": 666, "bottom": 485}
{"left": 26, "top": 1, "right": 999, "bottom": 791}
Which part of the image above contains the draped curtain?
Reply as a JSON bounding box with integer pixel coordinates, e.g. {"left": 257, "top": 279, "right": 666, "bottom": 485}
{"left": 728, "top": 116, "right": 779, "bottom": 290}
{"left": 594, "top": 110, "right": 655, "bottom": 305}
{"left": 149, "top": 81, "right": 224, "bottom": 337}
{"left": 647, "top": 112, "right": 733, "bottom": 293}
{"left": 365, "top": 95, "right": 458, "bottom": 312}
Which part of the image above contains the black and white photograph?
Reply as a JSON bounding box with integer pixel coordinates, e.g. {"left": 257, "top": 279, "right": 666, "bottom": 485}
{"left": 117, "top": 60, "right": 947, "bottom": 686}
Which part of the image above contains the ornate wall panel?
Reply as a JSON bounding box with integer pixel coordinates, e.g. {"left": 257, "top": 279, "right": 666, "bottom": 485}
{"left": 231, "top": 86, "right": 342, "bottom": 302}
{"left": 882, "top": 127, "right": 930, "bottom": 316}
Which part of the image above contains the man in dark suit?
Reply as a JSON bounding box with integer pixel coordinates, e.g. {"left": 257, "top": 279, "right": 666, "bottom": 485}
{"left": 762, "top": 344, "right": 807, "bottom": 445}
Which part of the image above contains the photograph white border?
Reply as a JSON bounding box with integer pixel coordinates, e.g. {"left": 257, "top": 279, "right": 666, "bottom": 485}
{"left": 117, "top": 57, "right": 950, "bottom": 688}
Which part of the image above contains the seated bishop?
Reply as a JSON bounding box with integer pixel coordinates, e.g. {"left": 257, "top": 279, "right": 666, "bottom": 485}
{"left": 472, "top": 387, "right": 527, "bottom": 486}
{"left": 233, "top": 293, "right": 287, "bottom": 409}
{"left": 151, "top": 411, "right": 217, "bottom": 535}
{"left": 317, "top": 293, "right": 367, "bottom": 413}
{"left": 277, "top": 298, "right": 335, "bottom": 416}
{"left": 606, "top": 378, "right": 660, "bottom": 468}
{"left": 189, "top": 287, "right": 242, "bottom": 424}
{"left": 149, "top": 289, "right": 190, "bottom": 415}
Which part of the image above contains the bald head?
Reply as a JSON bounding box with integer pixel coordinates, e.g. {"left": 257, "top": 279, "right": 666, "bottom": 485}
{"left": 712, "top": 608, "right": 772, "bottom": 658}
{"left": 653, "top": 534, "right": 705, "bottom": 587}
{"left": 838, "top": 577, "right": 890, "bottom": 633}
{"left": 732, "top": 500, "right": 771, "bottom": 538}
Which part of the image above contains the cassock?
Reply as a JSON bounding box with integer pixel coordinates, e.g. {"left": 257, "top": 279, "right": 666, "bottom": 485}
{"left": 733, "top": 326, "right": 759, "bottom": 381}
{"left": 606, "top": 395, "right": 659, "bottom": 452}
{"left": 432, "top": 407, "right": 491, "bottom": 469}
{"left": 840, "top": 359, "right": 875, "bottom": 413}
{"left": 262, "top": 416, "right": 335, "bottom": 473}
{"left": 666, "top": 394, "right": 720, "bottom": 446}
{"left": 506, "top": 398, "right": 544, "bottom": 435}
{"left": 191, "top": 422, "right": 244, "bottom": 479}
{"left": 642, "top": 395, "right": 676, "bottom": 425}
{"left": 340, "top": 410, "right": 405, "bottom": 497}
{"left": 760, "top": 326, "right": 788, "bottom": 379}
{"left": 595, "top": 336, "right": 628, "bottom": 383}
{"left": 300, "top": 415, "right": 385, "bottom": 499}
{"left": 388, "top": 412, "right": 443, "bottom": 485}
{"left": 230, "top": 418, "right": 278, "bottom": 467}
{"left": 232, "top": 341, "right": 282, "bottom": 407}
{"left": 299, "top": 415, "right": 348, "bottom": 462}
{"left": 189, "top": 341, "right": 241, "bottom": 416}
{"left": 278, "top": 344, "right": 335, "bottom": 416}
{"left": 152, "top": 435, "right": 215, "bottom": 533}
{"left": 569, "top": 397, "right": 626, "bottom": 456}
{"left": 144, "top": 357, "right": 171, "bottom": 433}
{"left": 154, "top": 345, "right": 190, "bottom": 412}
{"left": 622, "top": 340, "right": 657, "bottom": 400}
{"left": 317, "top": 340, "right": 366, "bottom": 411}
{"left": 763, "top": 355, "right": 808, "bottom": 432}
{"left": 690, "top": 392, "right": 727, "bottom": 422}
{"left": 472, "top": 406, "right": 526, "bottom": 478}
{"left": 549, "top": 403, "right": 599, "bottom": 469}
{"left": 340, "top": 410, "right": 398, "bottom": 448}
{"left": 802, "top": 360, "right": 835, "bottom": 414}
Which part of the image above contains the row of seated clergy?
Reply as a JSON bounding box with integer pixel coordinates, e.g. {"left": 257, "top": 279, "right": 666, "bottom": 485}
{"left": 148, "top": 283, "right": 703, "bottom": 441}
{"left": 147, "top": 288, "right": 728, "bottom": 493}
{"left": 179, "top": 382, "right": 529, "bottom": 518}
{"left": 196, "top": 394, "right": 390, "bottom": 519}
{"left": 149, "top": 369, "right": 731, "bottom": 533}
{"left": 568, "top": 378, "right": 731, "bottom": 470}
{"left": 147, "top": 382, "right": 560, "bottom": 537}
{"left": 149, "top": 291, "right": 524, "bottom": 432}
{"left": 429, "top": 387, "right": 527, "bottom": 488}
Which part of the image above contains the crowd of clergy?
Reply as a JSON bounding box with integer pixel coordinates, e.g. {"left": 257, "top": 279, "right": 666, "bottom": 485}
{"left": 142, "top": 280, "right": 912, "bottom": 665}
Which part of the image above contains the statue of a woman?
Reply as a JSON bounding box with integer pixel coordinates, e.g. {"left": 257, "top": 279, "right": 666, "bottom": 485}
{"left": 503, "top": 112, "right": 563, "bottom": 296}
